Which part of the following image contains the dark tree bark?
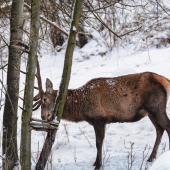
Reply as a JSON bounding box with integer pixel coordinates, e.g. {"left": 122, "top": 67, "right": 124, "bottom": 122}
{"left": 36, "top": 0, "right": 83, "bottom": 169}
{"left": 20, "top": 0, "right": 40, "bottom": 169}
{"left": 2, "top": 0, "right": 24, "bottom": 169}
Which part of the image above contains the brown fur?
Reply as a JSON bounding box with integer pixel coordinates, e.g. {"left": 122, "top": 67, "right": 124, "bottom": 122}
{"left": 35, "top": 72, "right": 170, "bottom": 170}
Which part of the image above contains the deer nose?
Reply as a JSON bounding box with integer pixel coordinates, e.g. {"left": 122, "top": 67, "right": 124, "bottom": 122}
{"left": 47, "top": 113, "right": 52, "bottom": 121}
{"left": 41, "top": 115, "right": 46, "bottom": 120}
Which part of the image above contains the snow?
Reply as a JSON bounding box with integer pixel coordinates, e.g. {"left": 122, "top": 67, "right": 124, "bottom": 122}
{"left": 73, "top": 26, "right": 77, "bottom": 32}
{"left": 149, "top": 151, "right": 170, "bottom": 170}
{"left": 53, "top": 116, "right": 59, "bottom": 123}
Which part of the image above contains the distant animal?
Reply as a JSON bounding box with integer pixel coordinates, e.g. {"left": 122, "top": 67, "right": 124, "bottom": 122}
{"left": 33, "top": 61, "right": 170, "bottom": 170}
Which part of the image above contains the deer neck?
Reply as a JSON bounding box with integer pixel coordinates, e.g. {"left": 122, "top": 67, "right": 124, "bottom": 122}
{"left": 62, "top": 89, "right": 85, "bottom": 122}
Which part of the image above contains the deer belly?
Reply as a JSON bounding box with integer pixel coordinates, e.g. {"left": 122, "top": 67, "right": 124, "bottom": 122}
{"left": 106, "top": 102, "right": 147, "bottom": 123}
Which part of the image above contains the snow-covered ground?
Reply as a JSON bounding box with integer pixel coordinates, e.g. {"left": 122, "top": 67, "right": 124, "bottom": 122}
{"left": 1, "top": 38, "right": 170, "bottom": 170}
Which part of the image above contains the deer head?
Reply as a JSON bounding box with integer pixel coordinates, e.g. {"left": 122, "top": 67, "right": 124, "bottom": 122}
{"left": 33, "top": 61, "right": 56, "bottom": 121}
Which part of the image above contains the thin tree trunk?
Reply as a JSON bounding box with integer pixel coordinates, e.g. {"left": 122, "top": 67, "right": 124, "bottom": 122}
{"left": 36, "top": 0, "right": 83, "bottom": 169}
{"left": 2, "top": 0, "right": 23, "bottom": 169}
{"left": 20, "top": 0, "right": 40, "bottom": 169}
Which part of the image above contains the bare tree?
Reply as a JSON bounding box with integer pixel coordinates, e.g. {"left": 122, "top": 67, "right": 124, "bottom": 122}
{"left": 2, "top": 0, "right": 24, "bottom": 169}
{"left": 35, "top": 0, "right": 83, "bottom": 169}
{"left": 20, "top": 0, "right": 40, "bottom": 169}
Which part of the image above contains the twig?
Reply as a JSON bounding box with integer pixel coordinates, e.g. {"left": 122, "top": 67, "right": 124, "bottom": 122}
{"left": 18, "top": 104, "right": 24, "bottom": 111}
{"left": 117, "top": 2, "right": 148, "bottom": 8}
{"left": 24, "top": 2, "right": 68, "bottom": 37}
{"left": 85, "top": 0, "right": 121, "bottom": 39}
{"left": 0, "top": 79, "right": 17, "bottom": 118}
{"left": 140, "top": 145, "right": 150, "bottom": 170}
{"left": 0, "top": 34, "right": 8, "bottom": 47}
{"left": 0, "top": 64, "right": 8, "bottom": 70}
{"left": 12, "top": 45, "right": 29, "bottom": 54}
{"left": 22, "top": 82, "right": 39, "bottom": 90}
{"left": 119, "top": 26, "right": 142, "bottom": 37}
{"left": 79, "top": 127, "right": 92, "bottom": 147}
{"left": 16, "top": 42, "right": 29, "bottom": 50}
{"left": 83, "top": 1, "right": 118, "bottom": 12}
{"left": 156, "top": 0, "right": 170, "bottom": 17}
{"left": 16, "top": 93, "right": 24, "bottom": 101}
{"left": 14, "top": 66, "right": 27, "bottom": 74}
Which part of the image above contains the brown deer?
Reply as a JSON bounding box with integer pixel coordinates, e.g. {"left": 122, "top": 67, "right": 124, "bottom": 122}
{"left": 33, "top": 61, "right": 170, "bottom": 170}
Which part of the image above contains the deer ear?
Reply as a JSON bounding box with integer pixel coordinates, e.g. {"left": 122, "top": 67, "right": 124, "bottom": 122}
{"left": 46, "top": 78, "right": 53, "bottom": 93}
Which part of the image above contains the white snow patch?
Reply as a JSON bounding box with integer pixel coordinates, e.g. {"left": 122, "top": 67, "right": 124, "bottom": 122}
{"left": 73, "top": 26, "right": 77, "bottom": 32}
{"left": 106, "top": 79, "right": 116, "bottom": 86}
{"left": 53, "top": 116, "right": 59, "bottom": 123}
{"left": 149, "top": 151, "right": 170, "bottom": 170}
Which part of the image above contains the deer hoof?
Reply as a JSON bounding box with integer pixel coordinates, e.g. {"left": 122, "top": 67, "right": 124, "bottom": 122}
{"left": 93, "top": 161, "right": 96, "bottom": 166}
{"left": 94, "top": 166, "right": 101, "bottom": 170}
{"left": 147, "top": 155, "right": 155, "bottom": 162}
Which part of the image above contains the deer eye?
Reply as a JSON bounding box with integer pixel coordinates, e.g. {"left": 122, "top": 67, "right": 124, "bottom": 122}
{"left": 44, "top": 98, "right": 46, "bottom": 102}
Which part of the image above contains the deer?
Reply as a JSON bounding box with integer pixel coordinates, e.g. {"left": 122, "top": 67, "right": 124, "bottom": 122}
{"left": 33, "top": 61, "right": 170, "bottom": 170}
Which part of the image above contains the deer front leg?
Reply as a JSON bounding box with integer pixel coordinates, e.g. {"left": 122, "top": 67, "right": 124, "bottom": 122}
{"left": 93, "top": 121, "right": 106, "bottom": 170}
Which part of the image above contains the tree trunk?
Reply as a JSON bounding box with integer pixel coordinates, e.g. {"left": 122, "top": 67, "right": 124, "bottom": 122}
{"left": 2, "top": 0, "right": 23, "bottom": 169}
{"left": 36, "top": 0, "right": 83, "bottom": 169}
{"left": 20, "top": 0, "right": 40, "bottom": 169}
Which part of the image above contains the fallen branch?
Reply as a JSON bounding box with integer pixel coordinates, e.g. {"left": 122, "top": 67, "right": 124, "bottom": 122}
{"left": 31, "top": 117, "right": 59, "bottom": 126}
{"left": 30, "top": 122, "right": 58, "bottom": 130}
{"left": 30, "top": 126, "right": 51, "bottom": 133}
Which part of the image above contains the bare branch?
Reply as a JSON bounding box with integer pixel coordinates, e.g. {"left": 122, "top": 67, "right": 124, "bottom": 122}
{"left": 23, "top": 82, "right": 39, "bottom": 90}
{"left": 84, "top": 0, "right": 121, "bottom": 39}
{"left": 16, "top": 93, "right": 24, "bottom": 101}
{"left": 16, "top": 42, "right": 29, "bottom": 50}
{"left": 156, "top": 0, "right": 170, "bottom": 17}
{"left": 0, "top": 34, "right": 9, "bottom": 47}
{"left": 0, "top": 64, "right": 8, "bottom": 70}
{"left": 18, "top": 105, "right": 24, "bottom": 111}
{"left": 14, "top": 66, "right": 27, "bottom": 75}
{"left": 83, "top": 1, "right": 118, "bottom": 12}
{"left": 24, "top": 2, "right": 68, "bottom": 37}
{"left": 119, "top": 26, "right": 142, "bottom": 37}
{"left": 0, "top": 79, "right": 17, "bottom": 118}
{"left": 117, "top": 2, "right": 148, "bottom": 8}
{"left": 12, "top": 45, "right": 29, "bottom": 54}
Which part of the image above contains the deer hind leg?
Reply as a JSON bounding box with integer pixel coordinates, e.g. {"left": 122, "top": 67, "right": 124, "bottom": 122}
{"left": 93, "top": 121, "right": 106, "bottom": 170}
{"left": 148, "top": 115, "right": 164, "bottom": 162}
{"left": 147, "top": 110, "right": 170, "bottom": 161}
{"left": 153, "top": 112, "right": 170, "bottom": 149}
